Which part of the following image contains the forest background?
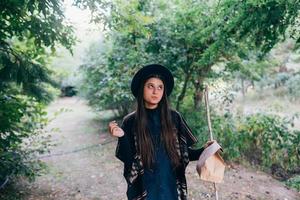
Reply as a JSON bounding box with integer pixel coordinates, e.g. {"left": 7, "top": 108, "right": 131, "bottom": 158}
{"left": 1, "top": 0, "right": 300, "bottom": 197}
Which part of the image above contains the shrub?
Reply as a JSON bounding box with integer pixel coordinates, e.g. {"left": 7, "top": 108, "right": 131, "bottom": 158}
{"left": 0, "top": 92, "right": 51, "bottom": 187}
{"left": 274, "top": 72, "right": 291, "bottom": 88}
{"left": 237, "top": 114, "right": 299, "bottom": 172}
{"left": 286, "top": 74, "right": 300, "bottom": 100}
{"left": 182, "top": 106, "right": 300, "bottom": 176}
{"left": 286, "top": 175, "right": 300, "bottom": 192}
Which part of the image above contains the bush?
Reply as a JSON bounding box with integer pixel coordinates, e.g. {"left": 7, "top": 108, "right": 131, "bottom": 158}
{"left": 237, "top": 114, "right": 299, "bottom": 172}
{"left": 179, "top": 98, "right": 209, "bottom": 146}
{"left": 274, "top": 72, "right": 291, "bottom": 88}
{"left": 286, "top": 175, "right": 300, "bottom": 192}
{"left": 286, "top": 74, "right": 300, "bottom": 100}
{"left": 0, "top": 92, "right": 51, "bottom": 187}
{"left": 182, "top": 106, "right": 300, "bottom": 176}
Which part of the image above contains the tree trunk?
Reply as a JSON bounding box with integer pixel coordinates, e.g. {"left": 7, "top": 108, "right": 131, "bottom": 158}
{"left": 241, "top": 77, "right": 245, "bottom": 98}
{"left": 176, "top": 71, "right": 191, "bottom": 111}
{"left": 193, "top": 65, "right": 211, "bottom": 110}
{"left": 193, "top": 76, "right": 205, "bottom": 110}
{"left": 175, "top": 51, "right": 194, "bottom": 111}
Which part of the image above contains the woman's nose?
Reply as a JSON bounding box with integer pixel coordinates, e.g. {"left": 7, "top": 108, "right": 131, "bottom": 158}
{"left": 153, "top": 88, "right": 157, "bottom": 94}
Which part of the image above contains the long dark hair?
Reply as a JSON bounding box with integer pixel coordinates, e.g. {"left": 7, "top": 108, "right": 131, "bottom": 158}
{"left": 135, "top": 75, "right": 180, "bottom": 169}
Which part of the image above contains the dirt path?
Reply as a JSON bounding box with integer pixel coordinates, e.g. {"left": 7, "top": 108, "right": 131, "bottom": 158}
{"left": 11, "top": 97, "right": 300, "bottom": 200}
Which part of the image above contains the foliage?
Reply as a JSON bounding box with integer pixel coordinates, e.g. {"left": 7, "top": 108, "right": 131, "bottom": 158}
{"left": 79, "top": 41, "right": 137, "bottom": 115}
{"left": 286, "top": 175, "right": 300, "bottom": 191}
{"left": 257, "top": 72, "right": 291, "bottom": 89}
{"left": 77, "top": 0, "right": 300, "bottom": 182}
{"left": 79, "top": 0, "right": 156, "bottom": 115}
{"left": 0, "top": 91, "right": 51, "bottom": 184}
{"left": 237, "top": 113, "right": 299, "bottom": 171}
{"left": 0, "top": 0, "right": 75, "bottom": 101}
{"left": 0, "top": 0, "right": 74, "bottom": 50}
{"left": 253, "top": 72, "right": 300, "bottom": 100}
{"left": 0, "top": 38, "right": 59, "bottom": 103}
{"left": 215, "top": 0, "right": 300, "bottom": 54}
{"left": 183, "top": 106, "right": 300, "bottom": 175}
{"left": 286, "top": 74, "right": 300, "bottom": 100}
{"left": 0, "top": 0, "right": 75, "bottom": 188}
{"left": 78, "top": 0, "right": 300, "bottom": 113}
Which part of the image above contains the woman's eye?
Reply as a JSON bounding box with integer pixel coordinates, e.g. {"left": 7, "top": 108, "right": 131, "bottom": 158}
{"left": 148, "top": 85, "right": 153, "bottom": 89}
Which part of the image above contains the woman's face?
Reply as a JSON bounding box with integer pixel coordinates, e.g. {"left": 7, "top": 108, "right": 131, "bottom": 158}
{"left": 143, "top": 77, "right": 164, "bottom": 109}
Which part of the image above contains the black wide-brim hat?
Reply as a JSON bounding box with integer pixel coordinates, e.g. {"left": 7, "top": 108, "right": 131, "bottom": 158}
{"left": 131, "top": 64, "right": 174, "bottom": 98}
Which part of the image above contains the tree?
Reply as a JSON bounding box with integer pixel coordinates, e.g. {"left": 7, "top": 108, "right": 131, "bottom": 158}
{"left": 0, "top": 0, "right": 75, "bottom": 101}
{"left": 79, "top": 0, "right": 156, "bottom": 115}
{"left": 0, "top": 0, "right": 76, "bottom": 188}
{"left": 79, "top": 0, "right": 300, "bottom": 113}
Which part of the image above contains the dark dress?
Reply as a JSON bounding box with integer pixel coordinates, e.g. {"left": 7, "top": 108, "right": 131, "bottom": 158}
{"left": 143, "top": 108, "right": 178, "bottom": 200}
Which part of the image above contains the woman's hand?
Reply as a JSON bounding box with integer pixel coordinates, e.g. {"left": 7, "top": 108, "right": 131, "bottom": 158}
{"left": 108, "top": 120, "right": 124, "bottom": 137}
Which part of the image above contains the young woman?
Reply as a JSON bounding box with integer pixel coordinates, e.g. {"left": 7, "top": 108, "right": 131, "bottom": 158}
{"left": 108, "top": 64, "right": 211, "bottom": 200}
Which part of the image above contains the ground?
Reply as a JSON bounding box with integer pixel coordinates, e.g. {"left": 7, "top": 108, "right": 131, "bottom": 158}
{"left": 1, "top": 97, "right": 299, "bottom": 200}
